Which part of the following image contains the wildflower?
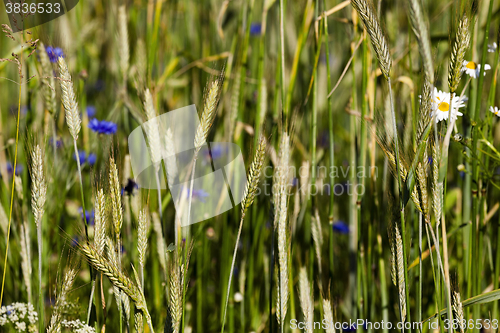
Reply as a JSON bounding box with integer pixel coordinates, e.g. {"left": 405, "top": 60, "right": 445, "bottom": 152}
{"left": 5, "top": 162, "right": 23, "bottom": 176}
{"left": 86, "top": 105, "right": 96, "bottom": 118}
{"left": 71, "top": 236, "right": 79, "bottom": 247}
{"left": 488, "top": 42, "right": 497, "bottom": 53}
{"left": 332, "top": 221, "right": 349, "bottom": 234}
{"left": 182, "top": 187, "right": 209, "bottom": 203}
{"left": 61, "top": 319, "right": 96, "bottom": 333}
{"left": 204, "top": 144, "right": 228, "bottom": 163}
{"left": 49, "top": 137, "right": 63, "bottom": 149}
{"left": 234, "top": 292, "right": 244, "bottom": 302}
{"left": 206, "top": 227, "right": 215, "bottom": 239}
{"left": 490, "top": 106, "right": 500, "bottom": 117}
{"left": 431, "top": 88, "right": 467, "bottom": 123}
{"left": 79, "top": 208, "right": 95, "bottom": 225}
{"left": 88, "top": 118, "right": 118, "bottom": 135}
{"left": 87, "top": 153, "right": 97, "bottom": 166}
{"left": 121, "top": 178, "right": 139, "bottom": 196}
{"left": 73, "top": 150, "right": 87, "bottom": 164}
{"left": 250, "top": 23, "right": 262, "bottom": 36}
{"left": 45, "top": 46, "right": 64, "bottom": 63}
{"left": 0, "top": 303, "right": 37, "bottom": 332}
{"left": 462, "top": 60, "right": 491, "bottom": 78}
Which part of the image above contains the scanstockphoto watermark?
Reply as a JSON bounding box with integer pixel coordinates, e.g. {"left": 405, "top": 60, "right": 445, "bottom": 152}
{"left": 291, "top": 319, "right": 433, "bottom": 331}
{"left": 128, "top": 104, "right": 379, "bottom": 226}
{"left": 260, "top": 165, "right": 378, "bottom": 197}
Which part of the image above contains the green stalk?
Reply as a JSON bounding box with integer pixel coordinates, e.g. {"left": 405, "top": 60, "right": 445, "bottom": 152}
{"left": 279, "top": 0, "right": 286, "bottom": 120}
{"left": 349, "top": 33, "right": 358, "bottom": 319}
{"left": 357, "top": 32, "right": 369, "bottom": 320}
{"left": 284, "top": 0, "right": 313, "bottom": 117}
{"left": 470, "top": 1, "right": 494, "bottom": 328}
{"left": 323, "top": 6, "right": 335, "bottom": 283}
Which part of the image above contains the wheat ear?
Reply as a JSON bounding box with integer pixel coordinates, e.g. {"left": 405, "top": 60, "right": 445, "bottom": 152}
{"left": 448, "top": 14, "right": 471, "bottom": 93}
{"left": 351, "top": 0, "right": 392, "bottom": 80}
{"left": 407, "top": 0, "right": 434, "bottom": 83}
{"left": 81, "top": 243, "right": 154, "bottom": 332}
{"left": 194, "top": 75, "right": 224, "bottom": 153}
{"left": 135, "top": 312, "right": 144, "bottom": 333}
{"left": 137, "top": 209, "right": 148, "bottom": 290}
{"left": 168, "top": 250, "right": 182, "bottom": 333}
{"left": 47, "top": 266, "right": 78, "bottom": 333}
{"left": 109, "top": 156, "right": 123, "bottom": 255}
{"left": 388, "top": 215, "right": 407, "bottom": 323}
{"left": 94, "top": 189, "right": 106, "bottom": 256}
{"left": 298, "top": 267, "right": 314, "bottom": 333}
{"left": 276, "top": 133, "right": 290, "bottom": 328}
{"left": 58, "top": 56, "right": 81, "bottom": 141}
{"left": 30, "top": 144, "right": 46, "bottom": 328}
{"left": 311, "top": 208, "right": 323, "bottom": 275}
{"left": 221, "top": 135, "right": 266, "bottom": 332}
{"left": 322, "top": 298, "right": 335, "bottom": 333}
{"left": 451, "top": 276, "right": 465, "bottom": 333}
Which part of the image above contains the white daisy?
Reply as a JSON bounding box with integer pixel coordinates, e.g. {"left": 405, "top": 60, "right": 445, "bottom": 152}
{"left": 488, "top": 42, "right": 497, "bottom": 53}
{"left": 490, "top": 106, "right": 500, "bottom": 117}
{"left": 431, "top": 87, "right": 467, "bottom": 123}
{"left": 462, "top": 60, "right": 491, "bottom": 78}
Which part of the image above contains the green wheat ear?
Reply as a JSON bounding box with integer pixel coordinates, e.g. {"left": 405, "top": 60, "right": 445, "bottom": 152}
{"left": 448, "top": 14, "right": 471, "bottom": 93}
{"left": 351, "top": 0, "right": 392, "bottom": 80}
{"left": 388, "top": 214, "right": 407, "bottom": 323}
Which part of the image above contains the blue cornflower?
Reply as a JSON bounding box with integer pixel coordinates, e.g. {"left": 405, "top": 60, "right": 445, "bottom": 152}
{"left": 88, "top": 118, "right": 118, "bottom": 135}
{"left": 71, "top": 236, "right": 79, "bottom": 247}
{"left": 428, "top": 157, "right": 433, "bottom": 164}
{"left": 122, "top": 178, "right": 139, "bottom": 196}
{"left": 79, "top": 208, "right": 95, "bottom": 225}
{"left": 87, "top": 153, "right": 97, "bottom": 166}
{"left": 46, "top": 46, "right": 64, "bottom": 63}
{"left": 318, "top": 130, "right": 329, "bottom": 148}
{"left": 205, "top": 144, "right": 228, "bottom": 162}
{"left": 250, "top": 23, "right": 262, "bottom": 36}
{"left": 49, "top": 137, "right": 63, "bottom": 149}
{"left": 183, "top": 187, "right": 209, "bottom": 203}
{"left": 5, "top": 162, "right": 23, "bottom": 176}
{"left": 86, "top": 105, "right": 96, "bottom": 118}
{"left": 332, "top": 221, "right": 349, "bottom": 234}
{"left": 73, "top": 150, "right": 87, "bottom": 164}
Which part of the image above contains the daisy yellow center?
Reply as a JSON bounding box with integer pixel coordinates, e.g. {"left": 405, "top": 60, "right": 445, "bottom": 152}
{"left": 466, "top": 61, "right": 477, "bottom": 69}
{"left": 438, "top": 101, "right": 450, "bottom": 112}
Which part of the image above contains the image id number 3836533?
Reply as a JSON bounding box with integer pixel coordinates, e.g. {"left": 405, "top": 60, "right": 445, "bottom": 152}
{"left": 5, "top": 2, "right": 61, "bottom": 14}
{"left": 442, "top": 319, "right": 498, "bottom": 331}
